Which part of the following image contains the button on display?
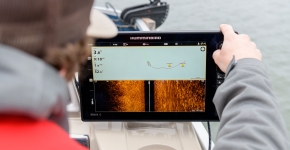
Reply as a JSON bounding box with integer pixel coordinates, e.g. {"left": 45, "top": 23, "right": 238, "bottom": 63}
{"left": 217, "top": 80, "right": 223, "bottom": 85}
{"left": 217, "top": 73, "right": 225, "bottom": 79}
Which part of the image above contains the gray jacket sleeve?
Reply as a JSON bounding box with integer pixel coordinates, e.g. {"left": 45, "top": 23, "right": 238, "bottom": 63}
{"left": 213, "top": 58, "right": 290, "bottom": 150}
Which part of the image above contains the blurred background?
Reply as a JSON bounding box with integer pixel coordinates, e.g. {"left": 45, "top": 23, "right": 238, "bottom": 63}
{"left": 94, "top": 0, "right": 290, "bottom": 141}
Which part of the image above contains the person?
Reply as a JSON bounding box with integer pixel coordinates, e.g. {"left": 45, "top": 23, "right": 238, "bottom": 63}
{"left": 212, "top": 24, "right": 290, "bottom": 150}
{"left": 0, "top": 0, "right": 117, "bottom": 149}
{"left": 0, "top": 0, "right": 289, "bottom": 149}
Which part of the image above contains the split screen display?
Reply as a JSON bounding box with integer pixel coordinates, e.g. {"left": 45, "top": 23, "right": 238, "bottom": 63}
{"left": 91, "top": 45, "right": 206, "bottom": 112}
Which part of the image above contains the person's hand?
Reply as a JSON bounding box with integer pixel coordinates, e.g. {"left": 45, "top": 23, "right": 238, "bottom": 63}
{"left": 212, "top": 24, "right": 262, "bottom": 73}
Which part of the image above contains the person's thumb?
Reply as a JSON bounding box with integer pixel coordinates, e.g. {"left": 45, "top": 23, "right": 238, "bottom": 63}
{"left": 212, "top": 49, "right": 221, "bottom": 64}
{"left": 213, "top": 50, "right": 226, "bottom": 72}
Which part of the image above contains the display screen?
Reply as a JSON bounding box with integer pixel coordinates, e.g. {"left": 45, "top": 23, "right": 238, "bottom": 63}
{"left": 91, "top": 42, "right": 206, "bottom": 112}
{"left": 80, "top": 31, "right": 223, "bottom": 121}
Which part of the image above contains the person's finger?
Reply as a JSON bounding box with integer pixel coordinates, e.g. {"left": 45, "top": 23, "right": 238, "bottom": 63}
{"left": 257, "top": 49, "right": 262, "bottom": 61}
{"left": 220, "top": 24, "right": 236, "bottom": 40}
{"left": 240, "top": 34, "right": 250, "bottom": 41}
{"left": 250, "top": 42, "right": 256, "bottom": 49}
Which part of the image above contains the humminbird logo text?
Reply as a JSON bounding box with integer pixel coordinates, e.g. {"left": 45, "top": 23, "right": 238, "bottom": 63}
{"left": 130, "top": 36, "right": 161, "bottom": 40}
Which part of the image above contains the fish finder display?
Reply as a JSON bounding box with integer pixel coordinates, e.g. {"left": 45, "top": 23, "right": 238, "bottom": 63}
{"left": 90, "top": 42, "right": 207, "bottom": 112}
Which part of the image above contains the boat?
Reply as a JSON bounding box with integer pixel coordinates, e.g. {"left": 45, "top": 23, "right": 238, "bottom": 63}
{"left": 67, "top": 1, "right": 215, "bottom": 149}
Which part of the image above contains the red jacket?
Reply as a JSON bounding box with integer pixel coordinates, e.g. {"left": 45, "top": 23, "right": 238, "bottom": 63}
{"left": 0, "top": 115, "right": 88, "bottom": 150}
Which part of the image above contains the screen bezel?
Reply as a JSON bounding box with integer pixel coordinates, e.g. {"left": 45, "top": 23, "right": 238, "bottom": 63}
{"left": 79, "top": 31, "right": 223, "bottom": 121}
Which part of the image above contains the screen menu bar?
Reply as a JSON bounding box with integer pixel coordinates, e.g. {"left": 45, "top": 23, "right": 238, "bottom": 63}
{"left": 95, "top": 41, "right": 206, "bottom": 46}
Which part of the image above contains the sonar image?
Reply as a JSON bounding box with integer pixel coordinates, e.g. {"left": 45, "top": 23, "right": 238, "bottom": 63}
{"left": 154, "top": 80, "right": 205, "bottom": 112}
{"left": 94, "top": 81, "right": 145, "bottom": 112}
{"left": 94, "top": 80, "right": 205, "bottom": 112}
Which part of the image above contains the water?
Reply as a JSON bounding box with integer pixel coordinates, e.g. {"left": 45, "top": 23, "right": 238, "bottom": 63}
{"left": 95, "top": 0, "right": 290, "bottom": 141}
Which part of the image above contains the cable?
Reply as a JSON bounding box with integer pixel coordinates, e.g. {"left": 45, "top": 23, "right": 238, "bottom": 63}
{"left": 105, "top": 2, "right": 121, "bottom": 21}
{"left": 207, "top": 121, "right": 212, "bottom": 150}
